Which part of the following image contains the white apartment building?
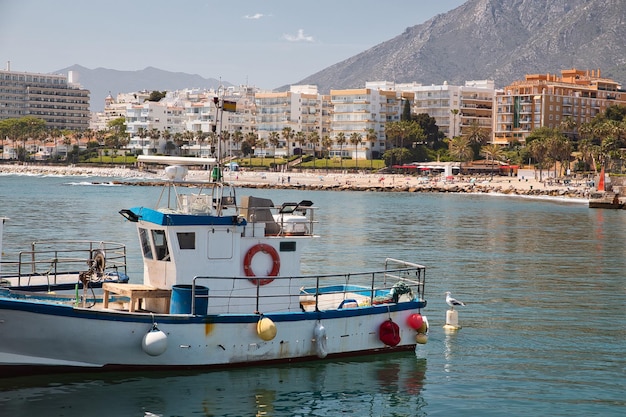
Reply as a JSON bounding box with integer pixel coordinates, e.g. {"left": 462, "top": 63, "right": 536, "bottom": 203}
{"left": 125, "top": 101, "right": 185, "bottom": 154}
{"left": 255, "top": 85, "right": 326, "bottom": 157}
{"left": 330, "top": 83, "right": 402, "bottom": 159}
{"left": 0, "top": 65, "right": 90, "bottom": 130}
{"left": 400, "top": 80, "right": 495, "bottom": 139}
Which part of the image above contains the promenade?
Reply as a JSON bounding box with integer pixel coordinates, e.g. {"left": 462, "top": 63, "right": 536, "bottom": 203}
{"left": 0, "top": 164, "right": 590, "bottom": 200}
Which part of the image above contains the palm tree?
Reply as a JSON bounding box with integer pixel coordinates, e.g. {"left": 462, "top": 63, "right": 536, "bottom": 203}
{"left": 148, "top": 128, "right": 160, "bottom": 152}
{"left": 294, "top": 131, "right": 306, "bottom": 157}
{"left": 366, "top": 128, "right": 377, "bottom": 168}
{"left": 161, "top": 129, "right": 172, "bottom": 155}
{"left": 527, "top": 137, "right": 548, "bottom": 181}
{"left": 321, "top": 135, "right": 332, "bottom": 172}
{"left": 448, "top": 136, "right": 472, "bottom": 174}
{"left": 231, "top": 130, "right": 243, "bottom": 158}
{"left": 308, "top": 131, "right": 320, "bottom": 168}
{"left": 256, "top": 138, "right": 268, "bottom": 163}
{"left": 268, "top": 132, "right": 280, "bottom": 165}
{"left": 481, "top": 143, "right": 505, "bottom": 178}
{"left": 335, "top": 132, "right": 347, "bottom": 169}
{"left": 349, "top": 132, "right": 362, "bottom": 170}
{"left": 182, "top": 130, "right": 195, "bottom": 156}
{"left": 450, "top": 109, "right": 459, "bottom": 138}
{"left": 281, "top": 127, "right": 294, "bottom": 158}
{"left": 465, "top": 120, "right": 489, "bottom": 159}
{"left": 231, "top": 130, "right": 245, "bottom": 157}
{"left": 136, "top": 127, "right": 147, "bottom": 155}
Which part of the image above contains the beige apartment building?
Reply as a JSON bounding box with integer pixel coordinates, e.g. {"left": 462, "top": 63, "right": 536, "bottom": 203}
{"left": 493, "top": 68, "right": 626, "bottom": 145}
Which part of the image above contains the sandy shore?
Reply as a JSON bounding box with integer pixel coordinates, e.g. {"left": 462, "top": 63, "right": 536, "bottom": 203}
{"left": 0, "top": 163, "right": 591, "bottom": 200}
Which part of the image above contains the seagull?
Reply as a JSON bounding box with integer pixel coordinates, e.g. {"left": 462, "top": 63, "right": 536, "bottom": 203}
{"left": 445, "top": 291, "right": 466, "bottom": 310}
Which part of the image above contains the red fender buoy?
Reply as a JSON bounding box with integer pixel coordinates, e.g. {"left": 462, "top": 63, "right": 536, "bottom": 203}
{"left": 379, "top": 319, "right": 401, "bottom": 347}
{"left": 243, "top": 243, "right": 280, "bottom": 286}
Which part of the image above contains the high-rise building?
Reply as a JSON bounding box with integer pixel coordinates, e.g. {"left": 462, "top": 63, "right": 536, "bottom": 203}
{"left": 0, "top": 64, "right": 90, "bottom": 130}
{"left": 494, "top": 68, "right": 626, "bottom": 145}
{"left": 330, "top": 84, "right": 402, "bottom": 159}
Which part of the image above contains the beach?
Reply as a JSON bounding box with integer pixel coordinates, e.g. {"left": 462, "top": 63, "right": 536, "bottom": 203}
{"left": 0, "top": 163, "right": 590, "bottom": 200}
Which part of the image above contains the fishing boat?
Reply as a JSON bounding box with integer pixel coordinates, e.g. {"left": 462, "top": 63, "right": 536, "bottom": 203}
{"left": 0, "top": 155, "right": 429, "bottom": 375}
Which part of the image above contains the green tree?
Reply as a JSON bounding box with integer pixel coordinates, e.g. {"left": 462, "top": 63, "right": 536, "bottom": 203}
{"left": 349, "top": 132, "right": 362, "bottom": 170}
{"left": 481, "top": 143, "right": 505, "bottom": 178}
{"left": 335, "top": 132, "right": 346, "bottom": 169}
{"left": 268, "top": 132, "right": 280, "bottom": 164}
{"left": 448, "top": 136, "right": 472, "bottom": 173}
{"left": 294, "top": 131, "right": 306, "bottom": 156}
{"left": 322, "top": 135, "right": 332, "bottom": 171}
{"left": 401, "top": 98, "right": 412, "bottom": 121}
{"left": 308, "top": 131, "right": 320, "bottom": 167}
{"left": 146, "top": 90, "right": 167, "bottom": 102}
{"left": 281, "top": 127, "right": 294, "bottom": 158}
{"left": 464, "top": 120, "right": 489, "bottom": 159}
{"left": 383, "top": 148, "right": 412, "bottom": 167}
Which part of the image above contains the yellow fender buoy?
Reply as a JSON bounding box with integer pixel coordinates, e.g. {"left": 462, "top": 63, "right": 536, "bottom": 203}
{"left": 257, "top": 317, "right": 277, "bottom": 341}
{"left": 416, "top": 333, "right": 428, "bottom": 344}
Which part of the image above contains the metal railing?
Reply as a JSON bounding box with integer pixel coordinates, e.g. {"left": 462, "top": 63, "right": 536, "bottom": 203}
{"left": 189, "top": 258, "right": 426, "bottom": 315}
{"left": 0, "top": 240, "right": 127, "bottom": 287}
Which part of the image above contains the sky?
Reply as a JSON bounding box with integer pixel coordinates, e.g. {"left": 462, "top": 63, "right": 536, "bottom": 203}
{"left": 1, "top": 0, "right": 467, "bottom": 89}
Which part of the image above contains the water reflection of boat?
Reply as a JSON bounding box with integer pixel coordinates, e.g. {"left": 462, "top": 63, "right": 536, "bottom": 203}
{"left": 0, "top": 155, "right": 429, "bottom": 374}
{"left": 0, "top": 353, "right": 427, "bottom": 416}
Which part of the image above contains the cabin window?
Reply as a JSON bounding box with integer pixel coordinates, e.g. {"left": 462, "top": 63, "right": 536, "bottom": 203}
{"left": 280, "top": 241, "right": 296, "bottom": 252}
{"left": 152, "top": 229, "right": 170, "bottom": 261}
{"left": 139, "top": 228, "right": 153, "bottom": 260}
{"left": 177, "top": 232, "right": 196, "bottom": 249}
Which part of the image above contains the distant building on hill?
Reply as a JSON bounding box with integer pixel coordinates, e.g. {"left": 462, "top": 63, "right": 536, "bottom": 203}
{"left": 0, "top": 62, "right": 90, "bottom": 130}
{"left": 494, "top": 68, "right": 626, "bottom": 145}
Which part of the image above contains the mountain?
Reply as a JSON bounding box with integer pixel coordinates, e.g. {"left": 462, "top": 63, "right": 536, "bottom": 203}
{"left": 59, "top": 0, "right": 626, "bottom": 112}
{"left": 55, "top": 65, "right": 228, "bottom": 111}
{"left": 292, "top": 0, "right": 626, "bottom": 92}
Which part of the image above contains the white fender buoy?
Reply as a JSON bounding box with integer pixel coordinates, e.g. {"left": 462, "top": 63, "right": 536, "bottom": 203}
{"left": 142, "top": 324, "right": 168, "bottom": 356}
{"left": 313, "top": 321, "right": 328, "bottom": 358}
{"left": 257, "top": 317, "right": 277, "bottom": 341}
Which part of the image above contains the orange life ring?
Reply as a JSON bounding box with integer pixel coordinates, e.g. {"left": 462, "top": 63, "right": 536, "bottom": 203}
{"left": 244, "top": 243, "right": 280, "bottom": 285}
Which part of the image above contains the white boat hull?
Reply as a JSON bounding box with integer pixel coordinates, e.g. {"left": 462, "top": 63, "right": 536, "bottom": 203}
{"left": 0, "top": 298, "right": 423, "bottom": 371}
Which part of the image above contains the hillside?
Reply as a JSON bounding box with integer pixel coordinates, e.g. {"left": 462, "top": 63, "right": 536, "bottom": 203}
{"left": 293, "top": 0, "right": 626, "bottom": 91}
{"left": 58, "top": 0, "right": 626, "bottom": 111}
{"left": 56, "top": 65, "right": 227, "bottom": 111}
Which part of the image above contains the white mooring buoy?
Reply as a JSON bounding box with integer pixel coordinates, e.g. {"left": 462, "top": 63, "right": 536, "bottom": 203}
{"left": 443, "top": 309, "right": 462, "bottom": 330}
{"left": 443, "top": 291, "right": 465, "bottom": 330}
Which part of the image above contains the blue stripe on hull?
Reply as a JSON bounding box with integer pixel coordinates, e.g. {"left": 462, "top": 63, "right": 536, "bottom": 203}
{"left": 0, "top": 297, "right": 425, "bottom": 324}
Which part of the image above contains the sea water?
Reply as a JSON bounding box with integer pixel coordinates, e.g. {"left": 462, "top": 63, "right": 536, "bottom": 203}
{"left": 0, "top": 174, "right": 624, "bottom": 416}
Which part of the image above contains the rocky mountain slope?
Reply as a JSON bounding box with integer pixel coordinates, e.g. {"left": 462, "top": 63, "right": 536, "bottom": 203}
{"left": 59, "top": 0, "right": 626, "bottom": 111}
{"left": 294, "top": 0, "right": 626, "bottom": 91}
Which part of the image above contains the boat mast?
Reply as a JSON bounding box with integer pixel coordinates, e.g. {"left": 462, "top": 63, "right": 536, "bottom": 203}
{"left": 213, "top": 84, "right": 225, "bottom": 184}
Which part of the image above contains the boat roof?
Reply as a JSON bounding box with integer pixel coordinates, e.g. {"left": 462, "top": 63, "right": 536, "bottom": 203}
{"left": 121, "top": 207, "right": 245, "bottom": 226}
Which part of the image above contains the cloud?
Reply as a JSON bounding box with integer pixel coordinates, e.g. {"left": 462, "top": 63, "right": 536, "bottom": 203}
{"left": 243, "top": 13, "right": 265, "bottom": 19}
{"left": 283, "top": 29, "right": 314, "bottom": 42}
